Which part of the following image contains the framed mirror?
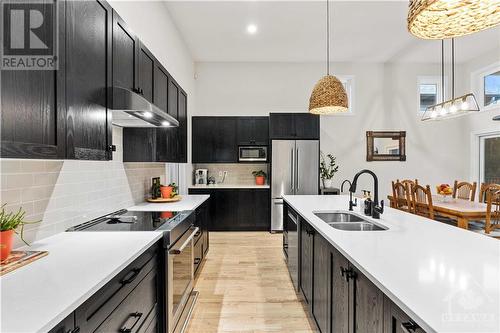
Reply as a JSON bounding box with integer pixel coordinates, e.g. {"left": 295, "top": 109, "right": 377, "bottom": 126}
{"left": 366, "top": 131, "right": 406, "bottom": 161}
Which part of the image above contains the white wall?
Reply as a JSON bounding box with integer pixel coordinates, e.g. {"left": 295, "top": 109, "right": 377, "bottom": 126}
{"left": 110, "top": 0, "right": 197, "bottom": 194}
{"left": 194, "top": 61, "right": 482, "bottom": 198}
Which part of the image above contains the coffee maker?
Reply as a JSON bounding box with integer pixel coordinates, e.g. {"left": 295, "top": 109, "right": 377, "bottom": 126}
{"left": 195, "top": 169, "right": 208, "bottom": 185}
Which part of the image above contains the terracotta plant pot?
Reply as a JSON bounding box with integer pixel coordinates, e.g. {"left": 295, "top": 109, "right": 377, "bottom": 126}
{"left": 255, "top": 176, "right": 265, "bottom": 185}
{"left": 160, "top": 186, "right": 173, "bottom": 198}
{"left": 0, "top": 229, "right": 15, "bottom": 261}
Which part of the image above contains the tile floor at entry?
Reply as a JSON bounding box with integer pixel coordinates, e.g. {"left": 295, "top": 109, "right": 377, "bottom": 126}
{"left": 186, "top": 232, "right": 318, "bottom": 333}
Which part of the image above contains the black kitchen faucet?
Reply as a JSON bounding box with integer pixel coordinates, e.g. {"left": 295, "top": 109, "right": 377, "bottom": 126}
{"left": 349, "top": 169, "right": 384, "bottom": 219}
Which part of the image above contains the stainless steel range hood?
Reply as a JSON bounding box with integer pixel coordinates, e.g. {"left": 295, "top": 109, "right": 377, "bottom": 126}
{"left": 111, "top": 87, "right": 179, "bottom": 128}
{"left": 494, "top": 115, "right": 500, "bottom": 121}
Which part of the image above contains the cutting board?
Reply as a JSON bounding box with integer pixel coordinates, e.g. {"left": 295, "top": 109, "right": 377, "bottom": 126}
{"left": 146, "top": 195, "right": 182, "bottom": 203}
{"left": 0, "top": 251, "right": 48, "bottom": 276}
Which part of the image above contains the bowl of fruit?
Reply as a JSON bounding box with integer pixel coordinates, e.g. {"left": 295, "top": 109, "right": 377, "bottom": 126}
{"left": 436, "top": 184, "right": 453, "bottom": 202}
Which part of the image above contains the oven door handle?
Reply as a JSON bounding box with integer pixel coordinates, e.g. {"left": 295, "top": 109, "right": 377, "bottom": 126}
{"left": 169, "top": 227, "right": 199, "bottom": 255}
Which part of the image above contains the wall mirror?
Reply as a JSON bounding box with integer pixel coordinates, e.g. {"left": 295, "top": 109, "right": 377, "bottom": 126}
{"left": 366, "top": 131, "right": 406, "bottom": 161}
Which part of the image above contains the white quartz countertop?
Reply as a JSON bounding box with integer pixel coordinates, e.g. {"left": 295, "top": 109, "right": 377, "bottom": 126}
{"left": 1, "top": 231, "right": 163, "bottom": 333}
{"left": 283, "top": 195, "right": 500, "bottom": 333}
{"left": 188, "top": 184, "right": 270, "bottom": 189}
{"left": 128, "top": 194, "right": 210, "bottom": 212}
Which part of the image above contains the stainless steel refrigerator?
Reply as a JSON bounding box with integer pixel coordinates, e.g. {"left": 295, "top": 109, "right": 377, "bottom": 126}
{"left": 271, "top": 140, "right": 319, "bottom": 231}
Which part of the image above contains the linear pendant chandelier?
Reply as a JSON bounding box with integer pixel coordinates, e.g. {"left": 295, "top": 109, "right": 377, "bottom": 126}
{"left": 408, "top": 0, "right": 500, "bottom": 40}
{"left": 309, "top": 0, "right": 348, "bottom": 114}
{"left": 422, "top": 39, "right": 480, "bottom": 121}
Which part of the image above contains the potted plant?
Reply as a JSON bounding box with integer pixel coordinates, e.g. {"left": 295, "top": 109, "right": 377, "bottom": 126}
{"left": 252, "top": 170, "right": 267, "bottom": 186}
{"left": 320, "top": 152, "right": 339, "bottom": 189}
{"left": 0, "top": 205, "right": 39, "bottom": 260}
{"left": 161, "top": 182, "right": 178, "bottom": 198}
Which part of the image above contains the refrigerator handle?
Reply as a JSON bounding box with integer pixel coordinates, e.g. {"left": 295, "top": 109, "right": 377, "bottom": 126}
{"left": 296, "top": 148, "right": 299, "bottom": 191}
{"left": 290, "top": 148, "right": 294, "bottom": 191}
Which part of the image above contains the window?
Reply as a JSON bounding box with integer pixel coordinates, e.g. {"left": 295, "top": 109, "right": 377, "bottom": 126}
{"left": 479, "top": 133, "right": 500, "bottom": 185}
{"left": 484, "top": 70, "right": 500, "bottom": 107}
{"left": 417, "top": 76, "right": 442, "bottom": 113}
{"left": 337, "top": 75, "right": 355, "bottom": 114}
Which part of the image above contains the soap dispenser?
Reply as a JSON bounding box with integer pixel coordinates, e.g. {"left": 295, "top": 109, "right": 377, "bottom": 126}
{"left": 364, "top": 191, "right": 372, "bottom": 216}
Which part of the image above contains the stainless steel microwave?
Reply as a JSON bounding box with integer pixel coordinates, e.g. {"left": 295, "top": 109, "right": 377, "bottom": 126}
{"left": 239, "top": 146, "right": 267, "bottom": 162}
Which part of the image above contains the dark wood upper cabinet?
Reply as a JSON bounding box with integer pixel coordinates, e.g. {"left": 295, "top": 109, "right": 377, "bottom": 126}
{"left": 1, "top": 0, "right": 66, "bottom": 159}
{"left": 192, "top": 117, "right": 216, "bottom": 163}
{"left": 214, "top": 117, "right": 237, "bottom": 162}
{"left": 65, "top": 0, "right": 112, "bottom": 160}
{"left": 138, "top": 42, "right": 155, "bottom": 103}
{"left": 269, "top": 113, "right": 319, "bottom": 140}
{"left": 168, "top": 78, "right": 179, "bottom": 119}
{"left": 153, "top": 63, "right": 169, "bottom": 113}
{"left": 112, "top": 12, "right": 138, "bottom": 92}
{"left": 237, "top": 117, "right": 269, "bottom": 146}
{"left": 178, "top": 90, "right": 188, "bottom": 162}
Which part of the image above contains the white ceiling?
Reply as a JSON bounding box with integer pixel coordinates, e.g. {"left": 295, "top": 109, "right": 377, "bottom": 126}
{"left": 165, "top": 1, "right": 500, "bottom": 64}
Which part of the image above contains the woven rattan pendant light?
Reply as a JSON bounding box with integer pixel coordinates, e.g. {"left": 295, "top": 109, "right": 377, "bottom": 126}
{"left": 309, "top": 0, "right": 348, "bottom": 114}
{"left": 408, "top": 0, "right": 500, "bottom": 40}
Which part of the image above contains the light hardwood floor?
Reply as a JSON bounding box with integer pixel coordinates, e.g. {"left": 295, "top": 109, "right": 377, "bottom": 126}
{"left": 186, "top": 232, "right": 318, "bottom": 333}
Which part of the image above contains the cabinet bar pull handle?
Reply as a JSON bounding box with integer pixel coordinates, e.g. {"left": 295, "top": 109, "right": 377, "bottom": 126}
{"left": 296, "top": 148, "right": 299, "bottom": 191}
{"left": 401, "top": 320, "right": 420, "bottom": 333}
{"left": 290, "top": 148, "right": 294, "bottom": 191}
{"left": 120, "top": 268, "right": 141, "bottom": 285}
{"left": 119, "top": 312, "right": 143, "bottom": 333}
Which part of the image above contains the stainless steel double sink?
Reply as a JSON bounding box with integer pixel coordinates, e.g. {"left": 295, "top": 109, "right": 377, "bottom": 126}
{"left": 313, "top": 212, "right": 388, "bottom": 231}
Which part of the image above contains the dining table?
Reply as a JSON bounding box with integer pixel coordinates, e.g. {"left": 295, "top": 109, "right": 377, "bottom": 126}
{"left": 387, "top": 195, "right": 488, "bottom": 229}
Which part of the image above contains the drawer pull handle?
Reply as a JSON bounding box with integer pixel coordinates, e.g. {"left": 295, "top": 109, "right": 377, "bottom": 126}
{"left": 401, "top": 320, "right": 420, "bottom": 333}
{"left": 119, "top": 312, "right": 143, "bottom": 333}
{"left": 120, "top": 268, "right": 141, "bottom": 285}
{"left": 194, "top": 258, "right": 201, "bottom": 265}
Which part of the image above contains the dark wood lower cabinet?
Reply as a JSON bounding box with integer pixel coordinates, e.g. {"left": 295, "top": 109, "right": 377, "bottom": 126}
{"left": 313, "top": 233, "right": 330, "bottom": 333}
{"left": 188, "top": 188, "right": 270, "bottom": 231}
{"left": 300, "top": 219, "right": 314, "bottom": 305}
{"left": 351, "top": 266, "right": 384, "bottom": 333}
{"left": 288, "top": 203, "right": 426, "bottom": 333}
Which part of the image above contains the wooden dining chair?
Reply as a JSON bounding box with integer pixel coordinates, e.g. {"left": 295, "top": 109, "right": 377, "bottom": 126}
{"left": 398, "top": 179, "right": 418, "bottom": 188}
{"left": 411, "top": 184, "right": 434, "bottom": 220}
{"left": 485, "top": 190, "right": 500, "bottom": 234}
{"left": 478, "top": 183, "right": 500, "bottom": 203}
{"left": 452, "top": 181, "right": 477, "bottom": 201}
{"left": 392, "top": 181, "right": 412, "bottom": 212}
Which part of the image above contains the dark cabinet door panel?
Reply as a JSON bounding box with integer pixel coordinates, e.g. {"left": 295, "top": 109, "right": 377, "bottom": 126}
{"left": 138, "top": 43, "right": 155, "bottom": 103}
{"left": 215, "top": 117, "right": 237, "bottom": 162}
{"left": 48, "top": 313, "right": 75, "bottom": 333}
{"left": 300, "top": 220, "right": 313, "bottom": 305}
{"left": 331, "top": 247, "right": 349, "bottom": 333}
{"left": 253, "top": 189, "right": 270, "bottom": 230}
{"left": 269, "top": 113, "right": 295, "bottom": 139}
{"left": 154, "top": 65, "right": 169, "bottom": 113}
{"left": 112, "top": 12, "right": 137, "bottom": 91}
{"left": 353, "top": 267, "right": 384, "bottom": 333}
{"left": 237, "top": 117, "right": 269, "bottom": 146}
{"left": 213, "top": 190, "right": 239, "bottom": 231}
{"left": 192, "top": 117, "right": 216, "bottom": 163}
{"left": 65, "top": 0, "right": 112, "bottom": 160}
{"left": 123, "top": 128, "right": 155, "bottom": 162}
{"left": 294, "top": 113, "right": 320, "bottom": 139}
{"left": 253, "top": 117, "right": 270, "bottom": 145}
{"left": 178, "top": 91, "right": 188, "bottom": 162}
{"left": 313, "top": 234, "right": 330, "bottom": 333}
{"left": 1, "top": 0, "right": 65, "bottom": 159}
{"left": 168, "top": 79, "right": 179, "bottom": 119}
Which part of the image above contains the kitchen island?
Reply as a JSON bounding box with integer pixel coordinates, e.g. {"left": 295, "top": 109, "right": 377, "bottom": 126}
{"left": 283, "top": 195, "right": 499, "bottom": 333}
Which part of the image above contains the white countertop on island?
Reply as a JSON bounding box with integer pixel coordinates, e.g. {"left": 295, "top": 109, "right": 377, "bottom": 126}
{"left": 128, "top": 194, "right": 210, "bottom": 212}
{"left": 283, "top": 195, "right": 500, "bottom": 333}
{"left": 188, "top": 184, "right": 270, "bottom": 189}
{"left": 1, "top": 231, "right": 163, "bottom": 333}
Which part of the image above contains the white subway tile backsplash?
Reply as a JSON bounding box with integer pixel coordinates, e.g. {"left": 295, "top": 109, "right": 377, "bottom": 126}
{"left": 0, "top": 126, "right": 166, "bottom": 248}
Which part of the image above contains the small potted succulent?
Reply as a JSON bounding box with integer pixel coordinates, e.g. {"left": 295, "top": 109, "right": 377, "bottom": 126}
{"left": 252, "top": 170, "right": 267, "bottom": 186}
{"left": 320, "top": 152, "right": 339, "bottom": 189}
{"left": 161, "top": 182, "right": 178, "bottom": 198}
{"left": 0, "top": 204, "right": 39, "bottom": 260}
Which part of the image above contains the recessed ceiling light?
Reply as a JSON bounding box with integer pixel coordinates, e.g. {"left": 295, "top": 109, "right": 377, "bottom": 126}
{"left": 246, "top": 24, "right": 257, "bottom": 35}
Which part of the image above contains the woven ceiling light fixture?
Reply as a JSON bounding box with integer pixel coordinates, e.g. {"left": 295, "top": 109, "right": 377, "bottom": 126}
{"left": 309, "top": 0, "right": 348, "bottom": 114}
{"left": 408, "top": 0, "right": 500, "bottom": 39}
